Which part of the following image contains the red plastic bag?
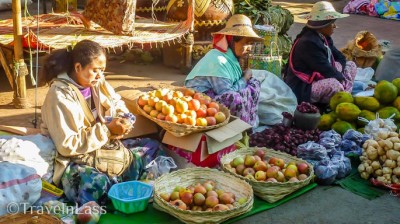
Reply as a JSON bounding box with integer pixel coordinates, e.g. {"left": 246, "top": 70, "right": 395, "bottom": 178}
{"left": 370, "top": 178, "right": 400, "bottom": 197}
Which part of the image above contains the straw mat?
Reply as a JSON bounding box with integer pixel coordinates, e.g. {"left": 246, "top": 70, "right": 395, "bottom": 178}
{"left": 0, "top": 12, "right": 193, "bottom": 50}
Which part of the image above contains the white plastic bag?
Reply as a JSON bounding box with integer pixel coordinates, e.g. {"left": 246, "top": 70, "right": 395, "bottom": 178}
{"left": 0, "top": 162, "right": 42, "bottom": 216}
{"left": 0, "top": 134, "right": 56, "bottom": 181}
{"left": 355, "top": 67, "right": 374, "bottom": 82}
{"left": 145, "top": 156, "right": 177, "bottom": 179}
{"left": 362, "top": 115, "right": 398, "bottom": 140}
{"left": 252, "top": 69, "right": 297, "bottom": 125}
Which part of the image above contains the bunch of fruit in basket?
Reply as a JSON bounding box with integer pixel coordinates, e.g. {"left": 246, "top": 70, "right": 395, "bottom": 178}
{"left": 137, "top": 88, "right": 227, "bottom": 126}
{"left": 159, "top": 180, "right": 247, "bottom": 211}
{"left": 224, "top": 149, "right": 310, "bottom": 182}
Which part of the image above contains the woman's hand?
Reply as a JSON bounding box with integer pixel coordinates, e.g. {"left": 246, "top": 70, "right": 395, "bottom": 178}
{"left": 106, "top": 118, "right": 132, "bottom": 139}
{"left": 243, "top": 68, "right": 253, "bottom": 81}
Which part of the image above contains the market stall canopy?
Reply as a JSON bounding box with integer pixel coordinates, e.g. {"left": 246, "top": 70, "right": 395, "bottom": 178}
{"left": 0, "top": 12, "right": 194, "bottom": 51}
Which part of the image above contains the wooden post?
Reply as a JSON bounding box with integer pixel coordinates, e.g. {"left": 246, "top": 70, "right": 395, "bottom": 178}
{"left": 12, "top": 0, "right": 30, "bottom": 108}
{"left": 181, "top": 0, "right": 195, "bottom": 73}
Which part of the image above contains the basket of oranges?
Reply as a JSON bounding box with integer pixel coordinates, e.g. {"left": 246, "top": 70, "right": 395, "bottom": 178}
{"left": 136, "top": 88, "right": 230, "bottom": 137}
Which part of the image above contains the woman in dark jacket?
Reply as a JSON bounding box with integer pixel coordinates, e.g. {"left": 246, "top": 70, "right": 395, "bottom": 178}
{"left": 284, "top": 1, "right": 357, "bottom": 104}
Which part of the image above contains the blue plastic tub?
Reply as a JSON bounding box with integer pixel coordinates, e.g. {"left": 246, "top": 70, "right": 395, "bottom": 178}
{"left": 108, "top": 181, "right": 153, "bottom": 214}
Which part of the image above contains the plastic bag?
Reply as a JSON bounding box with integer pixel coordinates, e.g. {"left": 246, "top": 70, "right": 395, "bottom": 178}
{"left": 297, "top": 141, "right": 328, "bottom": 161}
{"left": 318, "top": 137, "right": 337, "bottom": 157}
{"left": 319, "top": 130, "right": 342, "bottom": 146}
{"left": 314, "top": 159, "right": 338, "bottom": 185}
{"left": 355, "top": 67, "right": 374, "bottom": 82}
{"left": 145, "top": 156, "right": 177, "bottom": 180}
{"left": 363, "top": 115, "right": 397, "bottom": 140}
{"left": 343, "top": 129, "right": 364, "bottom": 145}
{"left": 76, "top": 201, "right": 104, "bottom": 224}
{"left": 252, "top": 69, "right": 297, "bottom": 125}
{"left": 339, "top": 139, "right": 363, "bottom": 156}
{"left": 331, "top": 152, "right": 352, "bottom": 179}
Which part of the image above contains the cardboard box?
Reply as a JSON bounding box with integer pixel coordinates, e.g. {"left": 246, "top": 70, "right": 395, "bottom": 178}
{"left": 162, "top": 117, "right": 252, "bottom": 167}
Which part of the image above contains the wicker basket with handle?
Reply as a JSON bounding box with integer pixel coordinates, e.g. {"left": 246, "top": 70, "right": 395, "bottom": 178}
{"left": 153, "top": 167, "right": 253, "bottom": 224}
{"left": 220, "top": 147, "right": 314, "bottom": 203}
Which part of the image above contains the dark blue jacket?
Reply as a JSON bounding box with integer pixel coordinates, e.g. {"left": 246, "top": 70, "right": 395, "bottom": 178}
{"left": 284, "top": 27, "right": 346, "bottom": 103}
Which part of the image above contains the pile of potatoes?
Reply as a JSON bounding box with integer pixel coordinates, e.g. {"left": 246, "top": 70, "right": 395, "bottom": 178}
{"left": 358, "top": 130, "right": 400, "bottom": 184}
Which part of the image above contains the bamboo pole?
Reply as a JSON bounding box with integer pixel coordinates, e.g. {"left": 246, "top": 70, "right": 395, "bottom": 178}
{"left": 12, "top": 0, "right": 30, "bottom": 108}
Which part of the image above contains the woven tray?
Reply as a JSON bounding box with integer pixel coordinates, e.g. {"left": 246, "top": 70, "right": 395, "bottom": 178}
{"left": 0, "top": 211, "right": 62, "bottom": 224}
{"left": 136, "top": 98, "right": 231, "bottom": 137}
{"left": 220, "top": 147, "right": 314, "bottom": 203}
{"left": 153, "top": 167, "right": 253, "bottom": 224}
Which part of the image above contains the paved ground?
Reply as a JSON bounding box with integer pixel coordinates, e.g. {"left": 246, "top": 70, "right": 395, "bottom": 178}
{"left": 0, "top": 1, "right": 399, "bottom": 223}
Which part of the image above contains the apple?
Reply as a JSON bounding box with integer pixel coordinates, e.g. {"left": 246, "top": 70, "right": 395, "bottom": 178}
{"left": 194, "top": 185, "right": 207, "bottom": 195}
{"left": 188, "top": 99, "right": 201, "bottom": 111}
{"left": 143, "top": 105, "right": 154, "bottom": 114}
{"left": 298, "top": 174, "right": 308, "bottom": 180}
{"left": 162, "top": 104, "right": 175, "bottom": 115}
{"left": 193, "top": 92, "right": 204, "bottom": 100}
{"left": 148, "top": 96, "right": 160, "bottom": 107}
{"left": 184, "top": 88, "right": 196, "bottom": 97}
{"left": 199, "top": 96, "right": 211, "bottom": 105}
{"left": 219, "top": 193, "right": 234, "bottom": 204}
{"left": 137, "top": 95, "right": 149, "bottom": 107}
{"left": 160, "top": 193, "right": 170, "bottom": 202}
{"left": 266, "top": 166, "right": 279, "bottom": 179}
{"left": 254, "top": 149, "right": 266, "bottom": 160}
{"left": 181, "top": 96, "right": 193, "bottom": 102}
{"left": 176, "top": 113, "right": 187, "bottom": 123}
{"left": 255, "top": 171, "right": 267, "bottom": 181}
{"left": 206, "top": 107, "right": 218, "bottom": 117}
{"left": 253, "top": 161, "right": 268, "bottom": 172}
{"left": 165, "top": 114, "right": 178, "bottom": 123}
{"left": 235, "top": 164, "right": 246, "bottom": 175}
{"left": 244, "top": 155, "right": 256, "bottom": 167}
{"left": 296, "top": 162, "right": 310, "bottom": 175}
{"left": 196, "top": 117, "right": 208, "bottom": 126}
{"left": 206, "top": 190, "right": 218, "bottom": 198}
{"left": 173, "top": 90, "right": 184, "bottom": 98}
{"left": 163, "top": 92, "right": 174, "bottom": 102}
{"left": 205, "top": 116, "right": 217, "bottom": 126}
{"left": 170, "top": 199, "right": 187, "bottom": 210}
{"left": 157, "top": 113, "right": 166, "bottom": 120}
{"left": 266, "top": 178, "right": 278, "bottom": 182}
{"left": 203, "top": 183, "right": 214, "bottom": 192}
{"left": 276, "top": 171, "right": 285, "bottom": 182}
{"left": 205, "top": 196, "right": 219, "bottom": 208}
{"left": 175, "top": 99, "right": 189, "bottom": 113}
{"left": 184, "top": 110, "right": 197, "bottom": 118}
{"left": 149, "top": 109, "right": 159, "bottom": 118}
{"left": 288, "top": 177, "right": 299, "bottom": 182}
{"left": 213, "top": 204, "right": 229, "bottom": 211}
{"left": 284, "top": 167, "right": 298, "bottom": 180}
{"left": 232, "top": 157, "right": 245, "bottom": 167}
{"left": 155, "top": 100, "right": 168, "bottom": 111}
{"left": 243, "top": 167, "right": 255, "bottom": 176}
{"left": 170, "top": 191, "right": 180, "bottom": 201}
{"left": 191, "top": 205, "right": 203, "bottom": 211}
{"left": 180, "top": 191, "right": 193, "bottom": 205}
{"left": 254, "top": 155, "right": 262, "bottom": 162}
{"left": 184, "top": 116, "right": 196, "bottom": 126}
{"left": 269, "top": 157, "right": 285, "bottom": 169}
{"left": 286, "top": 164, "right": 298, "bottom": 173}
{"left": 208, "top": 102, "right": 220, "bottom": 111}
{"left": 214, "top": 112, "right": 226, "bottom": 124}
{"left": 196, "top": 106, "right": 207, "bottom": 118}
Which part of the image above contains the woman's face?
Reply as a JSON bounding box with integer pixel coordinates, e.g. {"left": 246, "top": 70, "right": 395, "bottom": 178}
{"left": 233, "top": 37, "right": 254, "bottom": 58}
{"left": 319, "top": 22, "right": 336, "bottom": 37}
{"left": 74, "top": 54, "right": 106, "bottom": 88}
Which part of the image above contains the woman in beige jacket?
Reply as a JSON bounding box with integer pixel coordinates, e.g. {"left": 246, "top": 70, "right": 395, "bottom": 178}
{"left": 41, "top": 40, "right": 132, "bottom": 204}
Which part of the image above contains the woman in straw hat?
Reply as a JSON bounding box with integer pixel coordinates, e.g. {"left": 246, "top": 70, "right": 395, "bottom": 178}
{"left": 185, "top": 14, "right": 264, "bottom": 127}
{"left": 284, "top": 1, "right": 357, "bottom": 105}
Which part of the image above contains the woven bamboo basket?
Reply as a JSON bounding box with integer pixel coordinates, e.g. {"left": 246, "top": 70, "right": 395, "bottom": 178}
{"left": 0, "top": 211, "right": 62, "bottom": 224}
{"left": 153, "top": 167, "right": 253, "bottom": 224}
{"left": 220, "top": 147, "right": 314, "bottom": 203}
{"left": 136, "top": 96, "right": 231, "bottom": 137}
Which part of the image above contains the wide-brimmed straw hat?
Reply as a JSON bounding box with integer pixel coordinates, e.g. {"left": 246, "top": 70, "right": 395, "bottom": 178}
{"left": 299, "top": 1, "right": 349, "bottom": 21}
{"left": 212, "top": 14, "right": 263, "bottom": 42}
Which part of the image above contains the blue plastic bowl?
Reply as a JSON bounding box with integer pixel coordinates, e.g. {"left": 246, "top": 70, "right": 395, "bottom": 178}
{"left": 108, "top": 181, "right": 153, "bottom": 214}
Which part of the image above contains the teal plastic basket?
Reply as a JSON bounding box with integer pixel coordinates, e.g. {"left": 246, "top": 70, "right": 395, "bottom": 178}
{"left": 108, "top": 181, "right": 153, "bottom": 214}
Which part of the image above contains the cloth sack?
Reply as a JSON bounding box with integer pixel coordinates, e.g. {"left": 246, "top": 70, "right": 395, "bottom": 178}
{"left": 83, "top": 0, "right": 136, "bottom": 35}
{"left": 252, "top": 69, "right": 297, "bottom": 125}
{"left": 341, "top": 31, "right": 382, "bottom": 68}
{"left": 0, "top": 162, "right": 42, "bottom": 216}
{"left": 0, "top": 134, "right": 56, "bottom": 181}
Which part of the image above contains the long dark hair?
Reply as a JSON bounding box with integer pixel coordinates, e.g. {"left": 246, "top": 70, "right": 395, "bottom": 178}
{"left": 42, "top": 40, "right": 106, "bottom": 84}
